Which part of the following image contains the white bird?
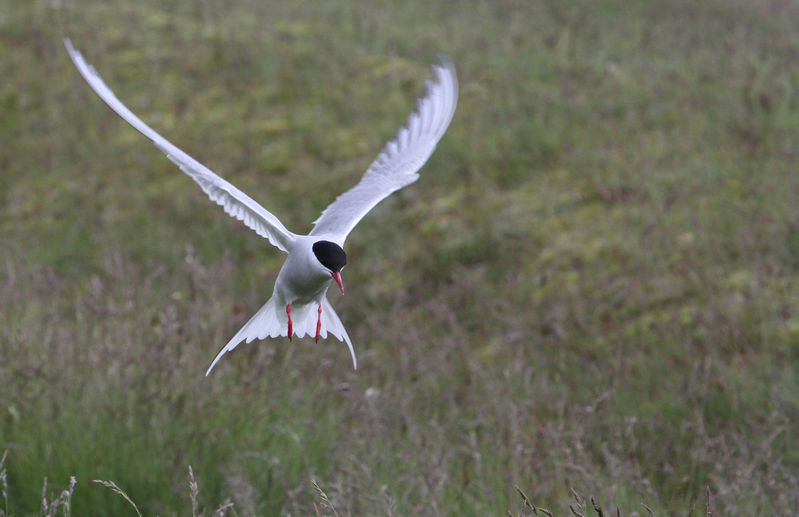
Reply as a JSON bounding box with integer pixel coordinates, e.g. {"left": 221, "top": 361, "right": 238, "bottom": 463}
{"left": 64, "top": 39, "right": 458, "bottom": 375}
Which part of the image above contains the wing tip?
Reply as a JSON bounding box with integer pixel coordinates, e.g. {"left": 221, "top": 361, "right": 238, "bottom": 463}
{"left": 63, "top": 37, "right": 84, "bottom": 68}
{"left": 435, "top": 53, "right": 455, "bottom": 72}
{"left": 63, "top": 37, "right": 90, "bottom": 72}
{"left": 434, "top": 54, "right": 458, "bottom": 106}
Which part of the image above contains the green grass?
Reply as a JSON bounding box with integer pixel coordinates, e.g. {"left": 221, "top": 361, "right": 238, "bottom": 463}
{"left": 2, "top": 0, "right": 799, "bottom": 514}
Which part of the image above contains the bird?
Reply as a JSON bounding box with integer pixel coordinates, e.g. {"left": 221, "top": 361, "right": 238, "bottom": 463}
{"left": 64, "top": 38, "right": 458, "bottom": 375}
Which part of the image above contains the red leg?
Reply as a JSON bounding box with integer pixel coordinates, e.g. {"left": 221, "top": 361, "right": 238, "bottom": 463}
{"left": 286, "top": 304, "right": 293, "bottom": 341}
{"left": 315, "top": 304, "right": 322, "bottom": 342}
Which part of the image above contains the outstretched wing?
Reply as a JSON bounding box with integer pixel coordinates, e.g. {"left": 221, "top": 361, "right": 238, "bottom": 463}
{"left": 64, "top": 39, "right": 297, "bottom": 252}
{"left": 309, "top": 56, "right": 458, "bottom": 242}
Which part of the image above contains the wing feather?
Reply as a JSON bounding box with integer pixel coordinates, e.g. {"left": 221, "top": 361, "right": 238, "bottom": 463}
{"left": 310, "top": 56, "right": 458, "bottom": 241}
{"left": 64, "top": 38, "right": 296, "bottom": 252}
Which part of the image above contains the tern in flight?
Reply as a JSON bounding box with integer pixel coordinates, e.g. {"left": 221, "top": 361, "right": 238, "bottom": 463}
{"left": 64, "top": 39, "right": 458, "bottom": 375}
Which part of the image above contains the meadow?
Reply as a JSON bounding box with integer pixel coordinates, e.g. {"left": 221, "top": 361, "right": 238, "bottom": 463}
{"left": 2, "top": 0, "right": 799, "bottom": 514}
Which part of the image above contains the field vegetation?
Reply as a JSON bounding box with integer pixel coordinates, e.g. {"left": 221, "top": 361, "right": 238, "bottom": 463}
{"left": 2, "top": 0, "right": 799, "bottom": 514}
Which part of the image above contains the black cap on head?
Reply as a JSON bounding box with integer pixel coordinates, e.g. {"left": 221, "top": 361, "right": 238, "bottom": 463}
{"left": 312, "top": 241, "right": 347, "bottom": 272}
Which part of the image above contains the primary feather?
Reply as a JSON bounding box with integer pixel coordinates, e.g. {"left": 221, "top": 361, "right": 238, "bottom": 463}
{"left": 63, "top": 38, "right": 297, "bottom": 253}
{"left": 310, "top": 56, "right": 458, "bottom": 242}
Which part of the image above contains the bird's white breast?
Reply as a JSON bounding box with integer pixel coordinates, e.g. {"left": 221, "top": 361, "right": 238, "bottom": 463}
{"left": 274, "top": 237, "right": 335, "bottom": 305}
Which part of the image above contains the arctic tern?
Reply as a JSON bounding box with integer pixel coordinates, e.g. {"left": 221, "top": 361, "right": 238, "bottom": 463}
{"left": 64, "top": 39, "right": 458, "bottom": 375}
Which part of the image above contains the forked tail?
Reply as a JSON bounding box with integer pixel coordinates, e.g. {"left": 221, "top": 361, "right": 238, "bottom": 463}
{"left": 205, "top": 295, "right": 357, "bottom": 375}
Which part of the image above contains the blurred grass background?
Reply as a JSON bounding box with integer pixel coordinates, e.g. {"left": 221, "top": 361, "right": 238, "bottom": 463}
{"left": 2, "top": 0, "right": 799, "bottom": 514}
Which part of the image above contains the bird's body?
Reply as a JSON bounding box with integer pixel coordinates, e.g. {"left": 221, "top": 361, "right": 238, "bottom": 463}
{"left": 64, "top": 39, "right": 458, "bottom": 375}
{"left": 277, "top": 236, "right": 337, "bottom": 305}
{"left": 208, "top": 236, "right": 354, "bottom": 375}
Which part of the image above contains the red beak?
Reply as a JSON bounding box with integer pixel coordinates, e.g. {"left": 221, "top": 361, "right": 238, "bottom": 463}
{"left": 331, "top": 271, "right": 344, "bottom": 294}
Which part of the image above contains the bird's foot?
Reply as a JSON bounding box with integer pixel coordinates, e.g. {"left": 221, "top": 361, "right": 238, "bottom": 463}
{"left": 315, "top": 304, "right": 322, "bottom": 343}
{"left": 286, "top": 304, "right": 293, "bottom": 341}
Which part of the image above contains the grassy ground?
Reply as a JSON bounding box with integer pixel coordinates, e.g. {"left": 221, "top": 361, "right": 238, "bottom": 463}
{"left": 2, "top": 0, "right": 799, "bottom": 514}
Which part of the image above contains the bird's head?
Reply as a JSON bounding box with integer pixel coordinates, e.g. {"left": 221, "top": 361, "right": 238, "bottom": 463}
{"left": 312, "top": 240, "right": 347, "bottom": 294}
